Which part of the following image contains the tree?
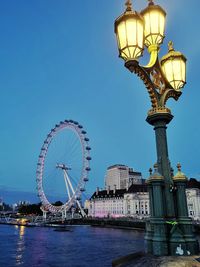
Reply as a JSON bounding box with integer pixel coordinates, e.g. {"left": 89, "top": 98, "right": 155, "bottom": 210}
{"left": 18, "top": 203, "right": 42, "bottom": 215}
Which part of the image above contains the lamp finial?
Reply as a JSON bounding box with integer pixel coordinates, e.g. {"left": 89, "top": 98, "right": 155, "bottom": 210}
{"left": 125, "top": 0, "right": 132, "bottom": 11}
{"left": 177, "top": 163, "right": 181, "bottom": 172}
{"left": 148, "top": 0, "right": 154, "bottom": 5}
{"left": 168, "top": 41, "right": 175, "bottom": 52}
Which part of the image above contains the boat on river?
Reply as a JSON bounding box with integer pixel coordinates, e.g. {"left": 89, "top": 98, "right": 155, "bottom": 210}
{"left": 53, "top": 227, "right": 72, "bottom": 232}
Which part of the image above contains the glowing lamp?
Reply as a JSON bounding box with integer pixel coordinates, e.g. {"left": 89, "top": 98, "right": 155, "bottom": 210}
{"left": 114, "top": 0, "right": 144, "bottom": 61}
{"left": 141, "top": 0, "right": 166, "bottom": 47}
{"left": 161, "top": 41, "right": 187, "bottom": 90}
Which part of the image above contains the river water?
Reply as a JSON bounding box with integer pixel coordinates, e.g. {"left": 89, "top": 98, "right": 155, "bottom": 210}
{"left": 0, "top": 224, "right": 145, "bottom": 267}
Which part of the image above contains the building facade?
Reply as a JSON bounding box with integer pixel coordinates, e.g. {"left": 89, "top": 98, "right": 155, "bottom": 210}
{"left": 186, "top": 178, "right": 200, "bottom": 220}
{"left": 88, "top": 178, "right": 200, "bottom": 221}
{"left": 88, "top": 184, "right": 150, "bottom": 219}
{"left": 105, "top": 164, "right": 143, "bottom": 190}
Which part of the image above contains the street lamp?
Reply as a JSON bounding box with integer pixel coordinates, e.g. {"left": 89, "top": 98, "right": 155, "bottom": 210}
{"left": 114, "top": 0, "right": 144, "bottom": 61}
{"left": 161, "top": 42, "right": 187, "bottom": 90}
{"left": 114, "top": 0, "right": 199, "bottom": 256}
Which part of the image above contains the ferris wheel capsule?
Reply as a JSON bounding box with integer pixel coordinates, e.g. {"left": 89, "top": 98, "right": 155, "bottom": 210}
{"left": 80, "top": 187, "right": 85, "bottom": 192}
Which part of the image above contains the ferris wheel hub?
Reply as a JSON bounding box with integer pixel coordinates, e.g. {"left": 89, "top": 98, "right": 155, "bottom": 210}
{"left": 56, "top": 163, "right": 71, "bottom": 171}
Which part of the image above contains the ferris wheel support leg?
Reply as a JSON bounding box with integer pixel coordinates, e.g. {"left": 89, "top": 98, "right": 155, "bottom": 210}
{"left": 64, "top": 171, "right": 86, "bottom": 218}
{"left": 76, "top": 200, "right": 86, "bottom": 218}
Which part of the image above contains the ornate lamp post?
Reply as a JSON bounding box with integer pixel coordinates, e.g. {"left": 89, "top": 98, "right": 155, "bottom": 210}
{"left": 114, "top": 0, "right": 199, "bottom": 256}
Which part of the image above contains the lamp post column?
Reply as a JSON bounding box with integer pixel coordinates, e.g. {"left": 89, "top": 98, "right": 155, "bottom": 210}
{"left": 146, "top": 112, "right": 175, "bottom": 218}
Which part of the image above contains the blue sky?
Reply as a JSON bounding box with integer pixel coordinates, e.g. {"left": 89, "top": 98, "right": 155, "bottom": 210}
{"left": 0, "top": 0, "right": 200, "bottom": 202}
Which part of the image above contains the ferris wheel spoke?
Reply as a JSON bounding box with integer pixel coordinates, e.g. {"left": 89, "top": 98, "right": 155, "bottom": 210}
{"left": 63, "top": 170, "right": 71, "bottom": 201}
{"left": 64, "top": 170, "right": 75, "bottom": 195}
{"left": 68, "top": 172, "right": 81, "bottom": 192}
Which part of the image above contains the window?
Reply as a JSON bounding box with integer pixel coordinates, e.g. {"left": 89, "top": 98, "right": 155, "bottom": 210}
{"left": 188, "top": 203, "right": 193, "bottom": 209}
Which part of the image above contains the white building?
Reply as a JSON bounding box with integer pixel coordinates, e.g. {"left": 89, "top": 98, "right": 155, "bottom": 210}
{"left": 88, "top": 178, "right": 200, "bottom": 221}
{"left": 88, "top": 184, "right": 149, "bottom": 219}
{"left": 186, "top": 178, "right": 200, "bottom": 221}
{"left": 105, "top": 164, "right": 143, "bottom": 190}
{"left": 124, "top": 190, "right": 149, "bottom": 217}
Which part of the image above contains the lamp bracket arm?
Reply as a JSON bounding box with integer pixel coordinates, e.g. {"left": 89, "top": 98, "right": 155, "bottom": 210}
{"left": 125, "top": 60, "right": 159, "bottom": 108}
{"left": 142, "top": 57, "right": 180, "bottom": 107}
{"left": 160, "top": 88, "right": 182, "bottom": 106}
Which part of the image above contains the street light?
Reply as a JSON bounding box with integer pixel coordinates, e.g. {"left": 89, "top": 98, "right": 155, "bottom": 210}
{"left": 141, "top": 0, "right": 166, "bottom": 47}
{"left": 114, "top": 0, "right": 144, "bottom": 61}
{"left": 161, "top": 41, "right": 187, "bottom": 90}
{"left": 114, "top": 0, "right": 199, "bottom": 257}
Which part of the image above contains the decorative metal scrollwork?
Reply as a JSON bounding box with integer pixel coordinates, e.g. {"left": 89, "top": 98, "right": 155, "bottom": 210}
{"left": 125, "top": 53, "right": 182, "bottom": 112}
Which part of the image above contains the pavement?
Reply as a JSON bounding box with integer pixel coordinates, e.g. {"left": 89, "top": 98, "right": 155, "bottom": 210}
{"left": 112, "top": 252, "right": 200, "bottom": 267}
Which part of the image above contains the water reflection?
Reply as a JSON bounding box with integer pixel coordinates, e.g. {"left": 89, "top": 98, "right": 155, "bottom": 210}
{"left": 1, "top": 225, "right": 145, "bottom": 267}
{"left": 15, "top": 225, "right": 25, "bottom": 266}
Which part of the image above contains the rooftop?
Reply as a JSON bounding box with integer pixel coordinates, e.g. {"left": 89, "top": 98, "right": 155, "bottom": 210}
{"left": 107, "top": 164, "right": 128, "bottom": 170}
{"left": 91, "top": 184, "right": 148, "bottom": 199}
{"left": 90, "top": 178, "right": 200, "bottom": 200}
{"left": 187, "top": 178, "right": 200, "bottom": 189}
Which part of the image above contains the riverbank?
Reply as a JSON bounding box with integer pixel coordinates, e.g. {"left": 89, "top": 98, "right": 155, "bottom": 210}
{"left": 1, "top": 217, "right": 200, "bottom": 234}
{"left": 64, "top": 218, "right": 146, "bottom": 230}
{"left": 0, "top": 217, "right": 145, "bottom": 230}
{"left": 48, "top": 218, "right": 200, "bottom": 233}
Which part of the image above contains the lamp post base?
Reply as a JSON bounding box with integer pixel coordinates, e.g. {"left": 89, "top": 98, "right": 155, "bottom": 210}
{"left": 145, "top": 218, "right": 199, "bottom": 256}
{"left": 145, "top": 218, "right": 169, "bottom": 256}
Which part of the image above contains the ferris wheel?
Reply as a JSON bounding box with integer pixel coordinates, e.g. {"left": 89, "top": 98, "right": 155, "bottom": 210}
{"left": 36, "top": 119, "right": 91, "bottom": 216}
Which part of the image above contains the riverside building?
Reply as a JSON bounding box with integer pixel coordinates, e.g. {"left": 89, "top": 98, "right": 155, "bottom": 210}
{"left": 88, "top": 177, "right": 200, "bottom": 221}
{"left": 88, "top": 184, "right": 149, "bottom": 218}
{"left": 186, "top": 178, "right": 200, "bottom": 220}
{"left": 105, "top": 164, "right": 143, "bottom": 190}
